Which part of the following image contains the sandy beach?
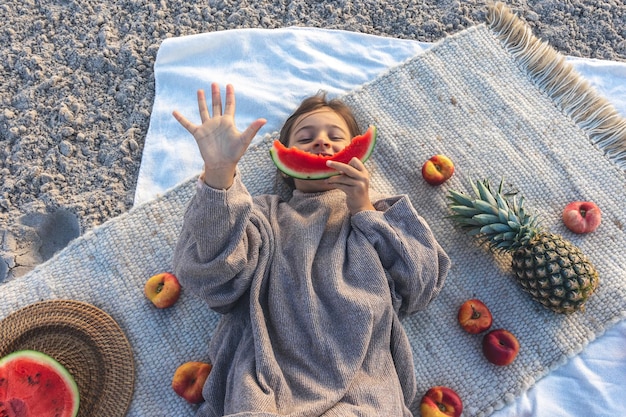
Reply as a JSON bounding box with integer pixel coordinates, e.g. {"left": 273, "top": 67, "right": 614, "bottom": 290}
{"left": 1, "top": 0, "right": 625, "bottom": 281}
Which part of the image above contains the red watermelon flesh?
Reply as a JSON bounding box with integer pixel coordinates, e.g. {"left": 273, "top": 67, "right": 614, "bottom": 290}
{"left": 0, "top": 350, "right": 79, "bottom": 417}
{"left": 270, "top": 125, "right": 377, "bottom": 179}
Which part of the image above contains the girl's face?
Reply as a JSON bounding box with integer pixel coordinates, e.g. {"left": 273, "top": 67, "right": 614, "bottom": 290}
{"left": 287, "top": 107, "right": 351, "bottom": 155}
{"left": 287, "top": 108, "right": 352, "bottom": 193}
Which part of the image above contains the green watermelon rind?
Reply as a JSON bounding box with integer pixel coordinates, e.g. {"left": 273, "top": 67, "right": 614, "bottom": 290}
{"left": 0, "top": 349, "right": 80, "bottom": 417}
{"left": 270, "top": 125, "right": 378, "bottom": 180}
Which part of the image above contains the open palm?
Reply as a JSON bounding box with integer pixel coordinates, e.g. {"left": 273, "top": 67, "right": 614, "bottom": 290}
{"left": 173, "top": 83, "right": 266, "bottom": 188}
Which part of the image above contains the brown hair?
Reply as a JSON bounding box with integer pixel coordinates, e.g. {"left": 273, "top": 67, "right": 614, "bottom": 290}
{"left": 278, "top": 91, "right": 360, "bottom": 147}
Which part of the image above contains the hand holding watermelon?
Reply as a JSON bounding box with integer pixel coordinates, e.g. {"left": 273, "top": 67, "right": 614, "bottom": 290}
{"left": 326, "top": 158, "right": 375, "bottom": 214}
{"left": 172, "top": 83, "right": 266, "bottom": 189}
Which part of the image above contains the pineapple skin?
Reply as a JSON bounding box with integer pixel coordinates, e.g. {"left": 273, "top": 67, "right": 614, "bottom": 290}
{"left": 511, "top": 232, "right": 599, "bottom": 314}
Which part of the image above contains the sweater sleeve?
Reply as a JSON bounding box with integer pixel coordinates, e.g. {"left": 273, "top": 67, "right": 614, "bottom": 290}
{"left": 172, "top": 176, "right": 268, "bottom": 314}
{"left": 351, "top": 194, "right": 450, "bottom": 319}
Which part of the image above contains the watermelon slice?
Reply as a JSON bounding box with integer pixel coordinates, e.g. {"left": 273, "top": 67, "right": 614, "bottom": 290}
{"left": 0, "top": 350, "right": 80, "bottom": 417}
{"left": 270, "top": 125, "right": 377, "bottom": 179}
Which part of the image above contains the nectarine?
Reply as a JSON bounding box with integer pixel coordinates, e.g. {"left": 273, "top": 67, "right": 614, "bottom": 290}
{"left": 420, "top": 386, "right": 463, "bottom": 417}
{"left": 562, "top": 201, "right": 601, "bottom": 234}
{"left": 458, "top": 299, "right": 493, "bottom": 334}
{"left": 144, "top": 272, "right": 181, "bottom": 308}
{"left": 422, "top": 154, "right": 455, "bottom": 186}
{"left": 172, "top": 361, "right": 212, "bottom": 404}
{"left": 482, "top": 329, "right": 520, "bottom": 366}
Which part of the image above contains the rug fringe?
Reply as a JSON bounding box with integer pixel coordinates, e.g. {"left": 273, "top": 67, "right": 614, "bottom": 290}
{"left": 486, "top": 2, "right": 626, "bottom": 170}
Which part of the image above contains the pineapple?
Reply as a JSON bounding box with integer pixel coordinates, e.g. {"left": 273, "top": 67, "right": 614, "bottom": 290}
{"left": 447, "top": 179, "right": 599, "bottom": 314}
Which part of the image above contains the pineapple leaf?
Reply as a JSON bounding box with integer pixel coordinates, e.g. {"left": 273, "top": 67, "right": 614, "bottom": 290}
{"left": 492, "top": 241, "right": 515, "bottom": 252}
{"left": 474, "top": 213, "right": 501, "bottom": 225}
{"left": 447, "top": 190, "right": 475, "bottom": 207}
{"left": 507, "top": 220, "right": 522, "bottom": 231}
{"left": 473, "top": 200, "right": 499, "bottom": 215}
{"left": 480, "top": 223, "right": 512, "bottom": 234}
{"left": 495, "top": 193, "right": 510, "bottom": 210}
{"left": 510, "top": 194, "right": 519, "bottom": 213}
{"left": 500, "top": 231, "right": 518, "bottom": 241}
{"left": 497, "top": 208, "right": 510, "bottom": 224}
{"left": 467, "top": 229, "right": 483, "bottom": 236}
{"left": 475, "top": 180, "right": 498, "bottom": 207}
{"left": 491, "top": 234, "right": 513, "bottom": 244}
{"left": 448, "top": 215, "right": 483, "bottom": 227}
{"left": 508, "top": 209, "right": 521, "bottom": 223}
{"left": 449, "top": 206, "right": 482, "bottom": 217}
{"left": 497, "top": 178, "right": 505, "bottom": 194}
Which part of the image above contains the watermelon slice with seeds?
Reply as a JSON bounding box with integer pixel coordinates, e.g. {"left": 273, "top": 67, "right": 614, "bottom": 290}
{"left": 270, "top": 125, "right": 377, "bottom": 179}
{"left": 0, "top": 350, "right": 80, "bottom": 417}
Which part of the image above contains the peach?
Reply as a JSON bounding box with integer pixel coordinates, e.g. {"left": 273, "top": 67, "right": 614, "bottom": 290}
{"left": 171, "top": 361, "right": 212, "bottom": 404}
{"left": 422, "top": 154, "right": 455, "bottom": 186}
{"left": 482, "top": 329, "right": 520, "bottom": 366}
{"left": 562, "top": 201, "right": 601, "bottom": 234}
{"left": 144, "top": 272, "right": 181, "bottom": 308}
{"left": 458, "top": 299, "right": 493, "bottom": 334}
{"left": 420, "top": 386, "right": 463, "bottom": 417}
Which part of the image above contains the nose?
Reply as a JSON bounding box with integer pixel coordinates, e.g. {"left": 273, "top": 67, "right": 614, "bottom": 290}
{"left": 312, "top": 132, "right": 331, "bottom": 148}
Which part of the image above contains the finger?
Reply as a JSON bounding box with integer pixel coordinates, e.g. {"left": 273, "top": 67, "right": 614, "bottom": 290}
{"left": 326, "top": 160, "right": 360, "bottom": 177}
{"left": 211, "top": 82, "right": 222, "bottom": 117}
{"left": 326, "top": 176, "right": 370, "bottom": 200}
{"left": 348, "top": 157, "right": 366, "bottom": 170}
{"left": 326, "top": 175, "right": 353, "bottom": 187}
{"left": 197, "top": 89, "right": 210, "bottom": 123}
{"left": 172, "top": 110, "right": 196, "bottom": 133}
{"left": 223, "top": 84, "right": 236, "bottom": 117}
{"left": 240, "top": 118, "right": 267, "bottom": 147}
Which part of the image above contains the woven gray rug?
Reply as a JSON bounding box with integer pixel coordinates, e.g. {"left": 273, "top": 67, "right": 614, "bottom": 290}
{"left": 2, "top": 4, "right": 625, "bottom": 416}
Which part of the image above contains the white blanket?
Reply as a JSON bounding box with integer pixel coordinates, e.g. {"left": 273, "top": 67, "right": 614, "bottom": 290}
{"left": 136, "top": 27, "right": 626, "bottom": 416}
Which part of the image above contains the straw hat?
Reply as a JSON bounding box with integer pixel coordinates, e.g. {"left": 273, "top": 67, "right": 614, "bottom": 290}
{"left": 0, "top": 299, "right": 135, "bottom": 417}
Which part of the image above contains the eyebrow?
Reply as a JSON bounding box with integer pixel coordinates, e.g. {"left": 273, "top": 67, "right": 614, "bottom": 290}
{"left": 293, "top": 124, "right": 347, "bottom": 136}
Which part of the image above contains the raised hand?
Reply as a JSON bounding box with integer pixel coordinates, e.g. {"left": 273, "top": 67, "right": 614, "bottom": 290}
{"left": 172, "top": 83, "right": 266, "bottom": 189}
{"left": 326, "top": 158, "right": 375, "bottom": 214}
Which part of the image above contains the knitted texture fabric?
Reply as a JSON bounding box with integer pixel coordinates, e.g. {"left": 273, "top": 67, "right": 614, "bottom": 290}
{"left": 2, "top": 4, "right": 626, "bottom": 416}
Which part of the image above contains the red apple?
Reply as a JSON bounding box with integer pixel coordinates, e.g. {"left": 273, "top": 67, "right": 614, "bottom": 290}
{"left": 144, "top": 272, "right": 181, "bottom": 308}
{"left": 422, "top": 154, "right": 455, "bottom": 186}
{"left": 458, "top": 299, "right": 493, "bottom": 334}
{"left": 562, "top": 201, "right": 601, "bottom": 234}
{"left": 482, "top": 329, "right": 520, "bottom": 366}
{"left": 420, "top": 386, "right": 463, "bottom": 417}
{"left": 172, "top": 361, "right": 212, "bottom": 404}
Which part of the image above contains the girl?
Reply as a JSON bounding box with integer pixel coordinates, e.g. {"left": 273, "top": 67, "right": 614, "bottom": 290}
{"left": 173, "top": 83, "right": 450, "bottom": 416}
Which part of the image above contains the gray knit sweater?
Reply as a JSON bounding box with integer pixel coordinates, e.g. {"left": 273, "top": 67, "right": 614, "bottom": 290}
{"left": 173, "top": 175, "right": 450, "bottom": 416}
